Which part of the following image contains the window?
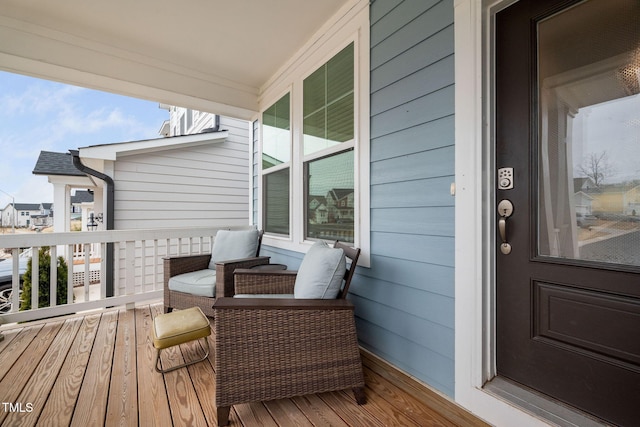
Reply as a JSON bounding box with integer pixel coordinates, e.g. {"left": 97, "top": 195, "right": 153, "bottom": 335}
{"left": 257, "top": 5, "right": 369, "bottom": 263}
{"left": 262, "top": 93, "right": 291, "bottom": 235}
{"left": 303, "top": 43, "right": 355, "bottom": 242}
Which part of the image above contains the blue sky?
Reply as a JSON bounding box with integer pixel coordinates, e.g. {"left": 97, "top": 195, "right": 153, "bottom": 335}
{"left": 0, "top": 71, "right": 169, "bottom": 207}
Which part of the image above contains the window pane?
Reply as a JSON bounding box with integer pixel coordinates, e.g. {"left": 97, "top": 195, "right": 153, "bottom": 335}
{"left": 264, "top": 168, "right": 290, "bottom": 235}
{"left": 306, "top": 150, "right": 354, "bottom": 243}
{"left": 327, "top": 43, "right": 353, "bottom": 103}
{"left": 303, "top": 43, "right": 354, "bottom": 156}
{"left": 327, "top": 93, "right": 354, "bottom": 143}
{"left": 303, "top": 67, "right": 326, "bottom": 117}
{"left": 262, "top": 94, "right": 290, "bottom": 169}
{"left": 536, "top": 0, "right": 640, "bottom": 266}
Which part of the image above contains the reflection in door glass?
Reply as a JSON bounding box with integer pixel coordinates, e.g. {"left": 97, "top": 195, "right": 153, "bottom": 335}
{"left": 537, "top": 0, "right": 640, "bottom": 266}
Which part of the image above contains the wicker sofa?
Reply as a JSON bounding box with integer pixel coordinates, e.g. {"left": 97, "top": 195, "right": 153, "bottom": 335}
{"left": 214, "top": 241, "right": 365, "bottom": 426}
{"left": 163, "top": 229, "right": 269, "bottom": 317}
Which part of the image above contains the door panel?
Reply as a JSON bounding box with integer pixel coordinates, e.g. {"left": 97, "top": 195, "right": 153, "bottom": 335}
{"left": 495, "top": 0, "right": 640, "bottom": 425}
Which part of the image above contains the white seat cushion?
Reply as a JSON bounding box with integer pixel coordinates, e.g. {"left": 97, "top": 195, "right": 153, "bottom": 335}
{"left": 168, "top": 269, "right": 217, "bottom": 297}
{"left": 294, "top": 241, "right": 346, "bottom": 299}
{"left": 208, "top": 228, "right": 260, "bottom": 269}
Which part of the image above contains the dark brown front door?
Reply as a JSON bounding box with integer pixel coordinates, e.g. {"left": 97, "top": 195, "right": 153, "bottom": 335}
{"left": 495, "top": 0, "right": 640, "bottom": 425}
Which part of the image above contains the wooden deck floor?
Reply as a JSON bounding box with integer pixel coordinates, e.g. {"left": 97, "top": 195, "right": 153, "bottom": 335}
{"left": 0, "top": 303, "right": 487, "bottom": 426}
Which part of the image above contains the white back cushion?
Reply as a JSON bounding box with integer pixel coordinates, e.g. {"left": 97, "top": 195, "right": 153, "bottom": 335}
{"left": 294, "top": 241, "right": 346, "bottom": 299}
{"left": 208, "top": 229, "right": 260, "bottom": 269}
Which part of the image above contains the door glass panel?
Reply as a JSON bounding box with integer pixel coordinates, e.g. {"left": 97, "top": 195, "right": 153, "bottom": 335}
{"left": 537, "top": 0, "right": 640, "bottom": 266}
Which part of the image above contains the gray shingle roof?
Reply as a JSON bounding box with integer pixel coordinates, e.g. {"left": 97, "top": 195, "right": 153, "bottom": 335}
{"left": 13, "top": 203, "right": 41, "bottom": 211}
{"left": 32, "top": 151, "right": 86, "bottom": 177}
{"left": 71, "top": 190, "right": 94, "bottom": 204}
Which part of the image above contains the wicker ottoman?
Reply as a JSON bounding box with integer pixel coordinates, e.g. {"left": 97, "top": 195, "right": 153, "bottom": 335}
{"left": 152, "top": 306, "right": 211, "bottom": 373}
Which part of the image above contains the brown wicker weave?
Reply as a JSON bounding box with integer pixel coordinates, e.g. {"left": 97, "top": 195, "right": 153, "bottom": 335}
{"left": 163, "top": 231, "right": 269, "bottom": 317}
{"left": 214, "top": 242, "right": 365, "bottom": 426}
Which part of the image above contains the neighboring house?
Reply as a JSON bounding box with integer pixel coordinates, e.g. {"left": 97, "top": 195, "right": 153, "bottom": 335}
{"left": 573, "top": 177, "right": 596, "bottom": 192}
{"left": 325, "top": 188, "right": 355, "bottom": 223}
{"left": 4, "top": 1, "right": 639, "bottom": 425}
{"left": 75, "top": 116, "right": 250, "bottom": 230}
{"left": 624, "top": 185, "right": 640, "bottom": 216}
{"left": 589, "top": 184, "right": 628, "bottom": 214}
{"left": 308, "top": 196, "right": 328, "bottom": 224}
{"left": 573, "top": 191, "right": 594, "bottom": 216}
{"left": 71, "top": 190, "right": 94, "bottom": 216}
{"left": 1, "top": 203, "right": 41, "bottom": 228}
{"left": 30, "top": 202, "right": 54, "bottom": 228}
{"left": 33, "top": 117, "right": 250, "bottom": 232}
{"left": 33, "top": 151, "right": 97, "bottom": 232}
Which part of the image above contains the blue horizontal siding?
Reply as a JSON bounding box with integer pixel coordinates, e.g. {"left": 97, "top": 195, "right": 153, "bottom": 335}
{"left": 365, "top": 0, "right": 456, "bottom": 397}
{"left": 371, "top": 0, "right": 453, "bottom": 69}
{"left": 371, "top": 54, "right": 454, "bottom": 116}
{"left": 371, "top": 115, "right": 454, "bottom": 162}
{"left": 371, "top": 85, "right": 454, "bottom": 138}
{"left": 371, "top": 206, "right": 454, "bottom": 237}
{"left": 371, "top": 176, "right": 453, "bottom": 208}
{"left": 355, "top": 317, "right": 454, "bottom": 396}
{"left": 364, "top": 254, "right": 454, "bottom": 298}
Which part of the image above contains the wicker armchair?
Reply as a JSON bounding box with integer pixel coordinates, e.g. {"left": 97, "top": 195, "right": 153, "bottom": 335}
{"left": 163, "top": 229, "right": 269, "bottom": 317}
{"left": 214, "top": 242, "right": 365, "bottom": 426}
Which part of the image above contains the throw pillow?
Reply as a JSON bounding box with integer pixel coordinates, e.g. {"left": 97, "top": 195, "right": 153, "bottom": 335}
{"left": 208, "top": 228, "right": 260, "bottom": 269}
{"left": 294, "top": 241, "right": 346, "bottom": 299}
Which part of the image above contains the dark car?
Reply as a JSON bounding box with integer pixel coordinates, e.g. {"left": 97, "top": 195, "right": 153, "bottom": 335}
{"left": 0, "top": 256, "right": 28, "bottom": 313}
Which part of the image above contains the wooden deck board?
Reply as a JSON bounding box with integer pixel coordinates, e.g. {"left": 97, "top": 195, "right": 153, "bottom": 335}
{"left": 0, "top": 303, "right": 488, "bottom": 426}
{"left": 106, "top": 308, "right": 138, "bottom": 426}
{"left": 2, "top": 317, "right": 83, "bottom": 427}
{"left": 0, "top": 325, "right": 43, "bottom": 382}
{"left": 38, "top": 313, "right": 101, "bottom": 426}
{"left": 135, "top": 305, "right": 172, "bottom": 426}
{"left": 0, "top": 320, "right": 64, "bottom": 419}
{"left": 71, "top": 310, "right": 118, "bottom": 426}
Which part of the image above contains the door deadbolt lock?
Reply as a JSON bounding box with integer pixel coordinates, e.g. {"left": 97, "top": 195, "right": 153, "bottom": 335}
{"left": 498, "top": 199, "right": 514, "bottom": 218}
{"left": 497, "top": 167, "right": 514, "bottom": 190}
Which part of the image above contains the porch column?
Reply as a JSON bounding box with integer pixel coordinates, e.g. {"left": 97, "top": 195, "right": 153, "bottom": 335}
{"left": 52, "top": 183, "right": 71, "bottom": 232}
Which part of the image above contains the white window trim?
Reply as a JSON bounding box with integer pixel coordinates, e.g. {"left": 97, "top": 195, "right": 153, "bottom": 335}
{"left": 256, "top": 1, "right": 370, "bottom": 266}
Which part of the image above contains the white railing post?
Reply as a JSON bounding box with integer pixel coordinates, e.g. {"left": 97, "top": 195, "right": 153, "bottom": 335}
{"left": 50, "top": 245, "right": 57, "bottom": 307}
{"left": 100, "top": 242, "right": 107, "bottom": 299}
{"left": 32, "top": 246, "right": 40, "bottom": 310}
{"left": 67, "top": 244, "right": 74, "bottom": 305}
{"left": 84, "top": 243, "right": 91, "bottom": 302}
{"left": 11, "top": 248, "right": 20, "bottom": 312}
{"left": 125, "top": 240, "right": 135, "bottom": 296}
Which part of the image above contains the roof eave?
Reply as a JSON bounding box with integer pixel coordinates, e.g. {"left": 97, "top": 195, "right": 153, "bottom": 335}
{"left": 78, "top": 130, "right": 229, "bottom": 161}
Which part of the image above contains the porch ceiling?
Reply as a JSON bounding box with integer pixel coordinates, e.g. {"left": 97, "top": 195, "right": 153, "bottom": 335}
{"left": 0, "top": 0, "right": 349, "bottom": 120}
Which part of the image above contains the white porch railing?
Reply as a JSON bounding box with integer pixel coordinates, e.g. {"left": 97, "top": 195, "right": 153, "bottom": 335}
{"left": 0, "top": 226, "right": 245, "bottom": 324}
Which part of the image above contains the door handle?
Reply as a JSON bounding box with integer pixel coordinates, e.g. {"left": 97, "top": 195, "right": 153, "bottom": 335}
{"left": 499, "top": 217, "right": 508, "bottom": 242}
{"left": 498, "top": 200, "right": 514, "bottom": 255}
